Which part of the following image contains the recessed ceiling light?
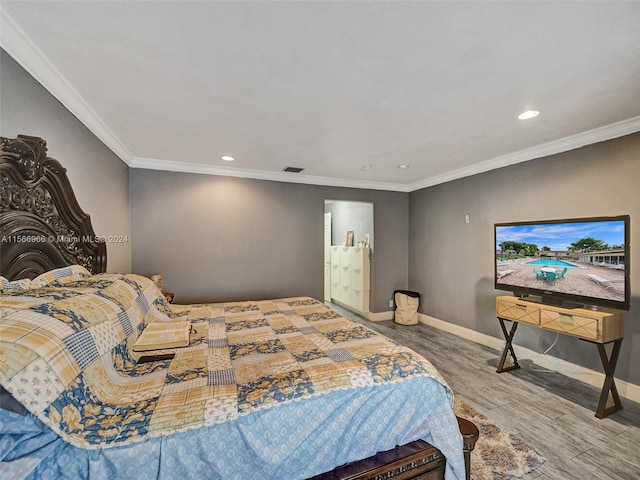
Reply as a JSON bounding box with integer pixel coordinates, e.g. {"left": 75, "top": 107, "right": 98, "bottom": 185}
{"left": 518, "top": 110, "right": 540, "bottom": 120}
{"left": 397, "top": 164, "right": 410, "bottom": 169}
{"left": 221, "top": 155, "right": 235, "bottom": 161}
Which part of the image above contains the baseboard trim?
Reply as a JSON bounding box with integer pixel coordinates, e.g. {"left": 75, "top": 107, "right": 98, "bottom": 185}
{"left": 418, "top": 313, "right": 640, "bottom": 404}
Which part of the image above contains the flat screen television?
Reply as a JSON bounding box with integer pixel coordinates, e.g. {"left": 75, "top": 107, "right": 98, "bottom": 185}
{"left": 494, "top": 215, "right": 630, "bottom": 310}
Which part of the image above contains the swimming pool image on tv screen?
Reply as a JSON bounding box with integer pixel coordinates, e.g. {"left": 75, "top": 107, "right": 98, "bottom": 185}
{"left": 526, "top": 259, "right": 578, "bottom": 267}
{"left": 494, "top": 217, "right": 628, "bottom": 308}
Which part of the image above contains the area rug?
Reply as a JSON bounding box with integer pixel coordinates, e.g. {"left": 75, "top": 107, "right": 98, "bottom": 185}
{"left": 454, "top": 397, "right": 545, "bottom": 480}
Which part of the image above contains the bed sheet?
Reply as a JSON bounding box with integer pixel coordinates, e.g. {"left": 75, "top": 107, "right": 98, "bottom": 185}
{"left": 1, "top": 374, "right": 462, "bottom": 479}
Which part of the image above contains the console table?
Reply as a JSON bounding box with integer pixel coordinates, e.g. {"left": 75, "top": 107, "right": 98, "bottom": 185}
{"left": 495, "top": 295, "right": 625, "bottom": 418}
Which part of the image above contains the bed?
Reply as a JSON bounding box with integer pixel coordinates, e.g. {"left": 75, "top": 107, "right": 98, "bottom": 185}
{"left": 1, "top": 135, "right": 477, "bottom": 480}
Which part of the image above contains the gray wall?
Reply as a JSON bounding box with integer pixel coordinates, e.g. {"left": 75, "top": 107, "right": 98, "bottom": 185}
{"left": 325, "top": 200, "right": 374, "bottom": 248}
{"left": 130, "top": 169, "right": 408, "bottom": 311}
{"left": 409, "top": 132, "right": 640, "bottom": 386}
{"left": 0, "top": 50, "right": 131, "bottom": 273}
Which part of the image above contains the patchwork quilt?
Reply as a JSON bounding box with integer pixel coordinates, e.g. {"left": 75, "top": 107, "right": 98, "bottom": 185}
{"left": 1, "top": 268, "right": 450, "bottom": 447}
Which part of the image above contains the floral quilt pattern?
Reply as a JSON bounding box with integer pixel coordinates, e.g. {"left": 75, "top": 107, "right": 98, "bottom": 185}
{"left": 0, "top": 270, "right": 451, "bottom": 450}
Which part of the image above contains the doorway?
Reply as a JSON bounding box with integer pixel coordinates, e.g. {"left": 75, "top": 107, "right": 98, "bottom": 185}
{"left": 324, "top": 200, "right": 374, "bottom": 312}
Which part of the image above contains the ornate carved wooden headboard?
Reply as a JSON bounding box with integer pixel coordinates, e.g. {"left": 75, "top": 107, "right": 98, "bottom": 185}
{"left": 0, "top": 135, "right": 106, "bottom": 280}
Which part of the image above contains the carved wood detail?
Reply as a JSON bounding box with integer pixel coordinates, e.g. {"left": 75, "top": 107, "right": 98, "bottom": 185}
{"left": 0, "top": 135, "right": 106, "bottom": 279}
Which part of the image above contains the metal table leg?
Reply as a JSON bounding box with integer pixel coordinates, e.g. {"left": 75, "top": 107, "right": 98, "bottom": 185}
{"left": 594, "top": 339, "right": 624, "bottom": 419}
{"left": 496, "top": 318, "right": 520, "bottom": 373}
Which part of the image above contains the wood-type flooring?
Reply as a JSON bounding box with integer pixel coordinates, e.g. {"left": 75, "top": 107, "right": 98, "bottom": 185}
{"left": 331, "top": 304, "right": 640, "bottom": 480}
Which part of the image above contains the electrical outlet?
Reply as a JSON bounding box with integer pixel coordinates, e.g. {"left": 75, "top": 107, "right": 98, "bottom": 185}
{"left": 389, "top": 299, "right": 394, "bottom": 308}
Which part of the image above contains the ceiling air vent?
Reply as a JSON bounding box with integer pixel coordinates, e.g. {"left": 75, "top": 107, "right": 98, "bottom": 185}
{"left": 283, "top": 166, "right": 305, "bottom": 173}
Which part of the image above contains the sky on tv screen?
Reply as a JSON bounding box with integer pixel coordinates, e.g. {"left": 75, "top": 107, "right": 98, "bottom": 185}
{"left": 496, "top": 221, "right": 625, "bottom": 252}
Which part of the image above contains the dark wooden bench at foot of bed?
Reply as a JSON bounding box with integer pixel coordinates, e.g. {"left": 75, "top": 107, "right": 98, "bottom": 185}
{"left": 310, "top": 417, "right": 479, "bottom": 480}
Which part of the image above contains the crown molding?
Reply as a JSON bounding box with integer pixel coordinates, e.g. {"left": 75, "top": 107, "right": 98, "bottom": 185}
{"left": 3, "top": 4, "right": 639, "bottom": 192}
{"left": 407, "top": 115, "right": 640, "bottom": 192}
{"left": 0, "top": 6, "right": 135, "bottom": 165}
{"left": 131, "top": 157, "right": 410, "bottom": 192}
{"left": 130, "top": 116, "right": 640, "bottom": 193}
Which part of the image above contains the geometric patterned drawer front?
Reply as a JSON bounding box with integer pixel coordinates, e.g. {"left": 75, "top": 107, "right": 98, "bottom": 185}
{"left": 330, "top": 246, "right": 370, "bottom": 314}
{"left": 496, "top": 295, "right": 623, "bottom": 343}
{"left": 350, "top": 248, "right": 365, "bottom": 268}
{"left": 350, "top": 269, "right": 363, "bottom": 289}
{"left": 497, "top": 300, "right": 540, "bottom": 325}
{"left": 540, "top": 310, "right": 598, "bottom": 340}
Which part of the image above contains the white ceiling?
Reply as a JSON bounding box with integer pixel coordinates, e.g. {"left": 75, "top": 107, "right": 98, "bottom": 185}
{"left": 2, "top": 1, "right": 640, "bottom": 192}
